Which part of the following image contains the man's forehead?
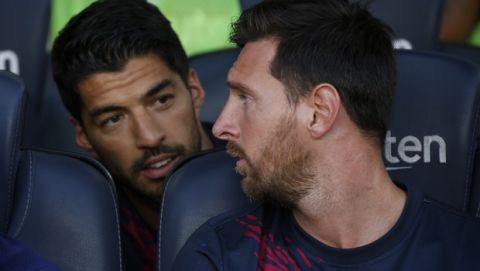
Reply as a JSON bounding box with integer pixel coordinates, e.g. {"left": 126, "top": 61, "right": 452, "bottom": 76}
{"left": 77, "top": 56, "right": 179, "bottom": 105}
{"left": 236, "top": 39, "right": 278, "bottom": 70}
{"left": 228, "top": 41, "right": 271, "bottom": 81}
{"left": 227, "top": 38, "right": 281, "bottom": 92}
{"left": 79, "top": 56, "right": 171, "bottom": 90}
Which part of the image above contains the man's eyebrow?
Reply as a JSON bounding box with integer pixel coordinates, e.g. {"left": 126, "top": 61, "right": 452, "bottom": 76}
{"left": 144, "top": 79, "right": 173, "bottom": 98}
{"left": 227, "top": 81, "right": 252, "bottom": 93}
{"left": 90, "top": 105, "right": 124, "bottom": 120}
{"left": 89, "top": 79, "right": 174, "bottom": 120}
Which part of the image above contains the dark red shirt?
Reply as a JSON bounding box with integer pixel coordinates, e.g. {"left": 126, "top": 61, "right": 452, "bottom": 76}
{"left": 119, "top": 191, "right": 157, "bottom": 271}
{"left": 119, "top": 124, "right": 224, "bottom": 270}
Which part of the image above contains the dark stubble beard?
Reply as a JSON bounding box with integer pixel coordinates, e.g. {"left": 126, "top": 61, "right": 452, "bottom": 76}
{"left": 106, "top": 121, "right": 202, "bottom": 206}
{"left": 227, "top": 116, "right": 314, "bottom": 209}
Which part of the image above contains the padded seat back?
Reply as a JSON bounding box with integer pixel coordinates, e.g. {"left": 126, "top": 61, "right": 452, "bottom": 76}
{"left": 0, "top": 71, "right": 123, "bottom": 271}
{"left": 367, "top": 0, "right": 445, "bottom": 50}
{"left": 0, "top": 71, "right": 25, "bottom": 233}
{"left": 190, "top": 48, "right": 240, "bottom": 123}
{"left": 158, "top": 150, "right": 250, "bottom": 271}
{"left": 385, "top": 50, "right": 480, "bottom": 214}
{"left": 0, "top": 0, "right": 51, "bottom": 147}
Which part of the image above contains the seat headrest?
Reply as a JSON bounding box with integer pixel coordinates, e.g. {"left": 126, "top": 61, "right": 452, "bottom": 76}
{"left": 7, "top": 150, "right": 122, "bottom": 271}
{"left": 385, "top": 50, "right": 480, "bottom": 211}
{"left": 367, "top": 0, "right": 444, "bottom": 50}
{"left": 0, "top": 0, "right": 51, "bottom": 148}
{"left": 190, "top": 48, "right": 240, "bottom": 123}
{"left": 0, "top": 71, "right": 25, "bottom": 233}
{"left": 0, "top": 70, "right": 122, "bottom": 270}
{"left": 158, "top": 149, "right": 250, "bottom": 271}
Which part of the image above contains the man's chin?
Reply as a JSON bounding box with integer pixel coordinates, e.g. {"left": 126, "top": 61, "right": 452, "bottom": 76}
{"left": 234, "top": 165, "right": 247, "bottom": 177}
{"left": 140, "top": 188, "right": 163, "bottom": 205}
{"left": 129, "top": 177, "right": 164, "bottom": 204}
{"left": 145, "top": 182, "right": 165, "bottom": 200}
{"left": 240, "top": 175, "right": 261, "bottom": 199}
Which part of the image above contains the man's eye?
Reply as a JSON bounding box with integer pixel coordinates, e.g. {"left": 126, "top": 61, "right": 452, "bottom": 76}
{"left": 100, "top": 115, "right": 122, "bottom": 127}
{"left": 238, "top": 94, "right": 247, "bottom": 101}
{"left": 238, "top": 94, "right": 251, "bottom": 105}
{"left": 155, "top": 94, "right": 174, "bottom": 107}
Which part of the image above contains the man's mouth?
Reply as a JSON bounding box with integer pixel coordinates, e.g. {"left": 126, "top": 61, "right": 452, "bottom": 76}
{"left": 226, "top": 142, "right": 248, "bottom": 169}
{"left": 149, "top": 158, "right": 173, "bottom": 168}
{"left": 141, "top": 155, "right": 180, "bottom": 180}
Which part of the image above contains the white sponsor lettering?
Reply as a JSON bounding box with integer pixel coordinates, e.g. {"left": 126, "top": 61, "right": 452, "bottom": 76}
{"left": 392, "top": 38, "right": 413, "bottom": 50}
{"left": 0, "top": 50, "right": 20, "bottom": 75}
{"left": 384, "top": 131, "right": 447, "bottom": 165}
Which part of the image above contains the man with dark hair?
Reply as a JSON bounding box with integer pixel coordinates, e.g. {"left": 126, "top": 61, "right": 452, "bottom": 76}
{"left": 174, "top": 0, "right": 480, "bottom": 270}
{"left": 51, "top": 1, "right": 220, "bottom": 270}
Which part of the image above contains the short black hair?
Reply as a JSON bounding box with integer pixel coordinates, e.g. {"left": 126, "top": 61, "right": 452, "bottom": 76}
{"left": 230, "top": 0, "right": 396, "bottom": 144}
{"left": 51, "top": 0, "right": 189, "bottom": 123}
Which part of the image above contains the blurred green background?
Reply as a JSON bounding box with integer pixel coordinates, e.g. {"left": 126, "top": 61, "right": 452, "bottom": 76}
{"left": 50, "top": 0, "right": 241, "bottom": 57}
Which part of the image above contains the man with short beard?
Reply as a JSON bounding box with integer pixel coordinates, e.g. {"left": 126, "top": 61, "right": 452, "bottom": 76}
{"left": 174, "top": 0, "right": 480, "bottom": 270}
{"left": 51, "top": 1, "right": 222, "bottom": 270}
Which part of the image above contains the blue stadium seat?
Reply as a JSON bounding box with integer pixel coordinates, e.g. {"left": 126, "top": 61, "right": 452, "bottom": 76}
{"left": 35, "top": 57, "right": 87, "bottom": 155}
{"left": 366, "top": 0, "right": 445, "bottom": 50}
{"left": 0, "top": 0, "right": 51, "bottom": 148}
{"left": 0, "top": 71, "right": 123, "bottom": 271}
{"left": 472, "top": 156, "right": 480, "bottom": 217}
{"left": 385, "top": 50, "right": 480, "bottom": 215}
{"left": 438, "top": 42, "right": 480, "bottom": 68}
{"left": 241, "top": 0, "right": 261, "bottom": 10}
{"left": 190, "top": 48, "right": 240, "bottom": 123}
{"left": 158, "top": 150, "right": 249, "bottom": 271}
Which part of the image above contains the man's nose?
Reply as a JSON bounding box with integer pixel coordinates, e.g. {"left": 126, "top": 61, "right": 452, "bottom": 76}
{"left": 133, "top": 111, "right": 165, "bottom": 148}
{"left": 212, "top": 98, "right": 240, "bottom": 141}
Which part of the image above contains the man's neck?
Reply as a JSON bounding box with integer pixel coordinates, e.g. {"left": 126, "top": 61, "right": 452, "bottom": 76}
{"left": 292, "top": 135, "right": 406, "bottom": 249}
{"left": 293, "top": 180, "right": 406, "bottom": 249}
{"left": 122, "top": 187, "right": 160, "bottom": 230}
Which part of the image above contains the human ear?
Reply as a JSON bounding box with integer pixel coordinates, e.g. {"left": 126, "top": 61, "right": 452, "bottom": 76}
{"left": 307, "top": 83, "right": 341, "bottom": 139}
{"left": 187, "top": 69, "right": 206, "bottom": 117}
{"left": 70, "top": 117, "right": 98, "bottom": 157}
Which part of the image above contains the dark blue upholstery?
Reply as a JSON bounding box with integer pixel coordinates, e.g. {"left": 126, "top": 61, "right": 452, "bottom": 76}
{"left": 473, "top": 159, "right": 480, "bottom": 216}
{"left": 366, "top": 0, "right": 445, "bottom": 50}
{"left": 158, "top": 150, "right": 250, "bottom": 271}
{"left": 35, "top": 57, "right": 87, "bottom": 155}
{"left": 385, "top": 50, "right": 480, "bottom": 214}
{"left": 0, "top": 71, "right": 123, "bottom": 270}
{"left": 190, "top": 48, "right": 240, "bottom": 123}
{"left": 0, "top": 0, "right": 51, "bottom": 148}
{"left": 438, "top": 43, "right": 480, "bottom": 68}
{"left": 0, "top": 71, "right": 25, "bottom": 234}
{"left": 240, "top": 0, "right": 261, "bottom": 10}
